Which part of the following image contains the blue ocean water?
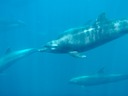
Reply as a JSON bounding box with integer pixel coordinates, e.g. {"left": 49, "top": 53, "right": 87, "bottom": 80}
{"left": 0, "top": 0, "right": 128, "bottom": 96}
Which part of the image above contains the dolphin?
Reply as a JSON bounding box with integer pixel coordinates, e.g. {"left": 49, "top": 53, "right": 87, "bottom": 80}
{"left": 69, "top": 69, "right": 128, "bottom": 86}
{"left": 0, "top": 19, "right": 25, "bottom": 32}
{"left": 0, "top": 48, "right": 38, "bottom": 73}
{"left": 39, "top": 13, "right": 128, "bottom": 58}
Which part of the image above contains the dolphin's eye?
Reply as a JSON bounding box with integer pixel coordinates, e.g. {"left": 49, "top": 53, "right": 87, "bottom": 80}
{"left": 50, "top": 41, "right": 58, "bottom": 47}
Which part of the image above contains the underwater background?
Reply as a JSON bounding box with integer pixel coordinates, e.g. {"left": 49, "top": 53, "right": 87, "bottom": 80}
{"left": 0, "top": 0, "right": 128, "bottom": 96}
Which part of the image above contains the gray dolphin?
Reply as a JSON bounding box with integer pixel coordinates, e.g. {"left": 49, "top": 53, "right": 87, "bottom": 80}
{"left": 69, "top": 69, "right": 128, "bottom": 86}
{"left": 0, "top": 19, "right": 25, "bottom": 32}
{"left": 39, "top": 13, "right": 128, "bottom": 58}
{"left": 0, "top": 48, "right": 38, "bottom": 72}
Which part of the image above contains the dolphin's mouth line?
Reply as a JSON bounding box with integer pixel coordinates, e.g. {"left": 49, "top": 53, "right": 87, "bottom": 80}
{"left": 38, "top": 47, "right": 47, "bottom": 52}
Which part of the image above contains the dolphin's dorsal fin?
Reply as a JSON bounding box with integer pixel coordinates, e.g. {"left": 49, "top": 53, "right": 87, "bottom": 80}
{"left": 97, "top": 13, "right": 107, "bottom": 23}
{"left": 97, "top": 67, "right": 105, "bottom": 75}
{"left": 5, "top": 48, "right": 12, "bottom": 54}
{"left": 93, "top": 13, "right": 110, "bottom": 28}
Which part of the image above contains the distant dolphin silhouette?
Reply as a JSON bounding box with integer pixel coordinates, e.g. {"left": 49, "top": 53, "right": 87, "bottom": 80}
{"left": 0, "top": 19, "right": 25, "bottom": 32}
{"left": 39, "top": 13, "right": 128, "bottom": 58}
{"left": 0, "top": 48, "right": 38, "bottom": 72}
{"left": 69, "top": 68, "right": 128, "bottom": 86}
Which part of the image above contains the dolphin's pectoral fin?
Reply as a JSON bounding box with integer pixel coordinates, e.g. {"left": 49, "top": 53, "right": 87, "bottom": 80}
{"left": 69, "top": 51, "right": 86, "bottom": 58}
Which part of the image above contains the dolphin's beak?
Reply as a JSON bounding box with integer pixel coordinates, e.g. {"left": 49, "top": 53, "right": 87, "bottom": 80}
{"left": 38, "top": 47, "right": 47, "bottom": 52}
{"left": 68, "top": 79, "right": 75, "bottom": 84}
{"left": 68, "top": 80, "right": 73, "bottom": 84}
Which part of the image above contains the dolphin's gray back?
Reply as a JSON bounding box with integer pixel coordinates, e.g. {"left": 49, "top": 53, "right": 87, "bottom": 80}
{"left": 70, "top": 74, "right": 128, "bottom": 86}
{"left": 55, "top": 18, "right": 128, "bottom": 53}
